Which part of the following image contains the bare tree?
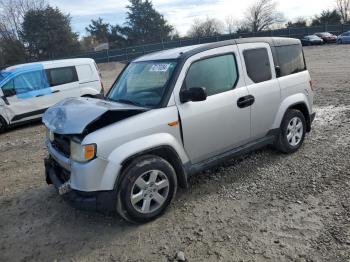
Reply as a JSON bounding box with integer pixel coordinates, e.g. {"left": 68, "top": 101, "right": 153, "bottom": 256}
{"left": 0, "top": 0, "right": 46, "bottom": 40}
{"left": 335, "top": 0, "right": 350, "bottom": 23}
{"left": 225, "top": 16, "right": 238, "bottom": 34}
{"left": 244, "top": 0, "right": 284, "bottom": 32}
{"left": 187, "top": 17, "right": 224, "bottom": 38}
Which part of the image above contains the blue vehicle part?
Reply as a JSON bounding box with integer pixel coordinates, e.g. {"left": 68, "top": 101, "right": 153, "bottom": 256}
{"left": 0, "top": 63, "right": 51, "bottom": 99}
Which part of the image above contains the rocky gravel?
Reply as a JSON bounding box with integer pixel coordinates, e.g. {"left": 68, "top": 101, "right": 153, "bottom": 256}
{"left": 0, "top": 44, "right": 350, "bottom": 262}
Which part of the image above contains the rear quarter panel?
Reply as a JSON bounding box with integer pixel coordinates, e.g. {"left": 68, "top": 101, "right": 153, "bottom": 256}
{"left": 273, "top": 70, "right": 313, "bottom": 129}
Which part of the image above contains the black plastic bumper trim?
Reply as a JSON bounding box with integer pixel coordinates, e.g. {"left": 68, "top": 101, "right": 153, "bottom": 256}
{"left": 44, "top": 157, "right": 117, "bottom": 214}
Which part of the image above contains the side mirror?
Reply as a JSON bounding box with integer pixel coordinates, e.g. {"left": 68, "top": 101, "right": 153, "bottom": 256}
{"left": 2, "top": 88, "right": 16, "bottom": 97}
{"left": 275, "top": 66, "right": 281, "bottom": 78}
{"left": 180, "top": 87, "right": 207, "bottom": 103}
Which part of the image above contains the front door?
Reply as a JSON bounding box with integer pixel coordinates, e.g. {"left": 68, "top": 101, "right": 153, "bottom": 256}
{"left": 1, "top": 69, "right": 53, "bottom": 123}
{"left": 175, "top": 45, "right": 251, "bottom": 164}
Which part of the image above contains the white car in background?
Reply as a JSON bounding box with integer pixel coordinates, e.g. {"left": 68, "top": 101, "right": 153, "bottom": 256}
{"left": 0, "top": 58, "right": 104, "bottom": 132}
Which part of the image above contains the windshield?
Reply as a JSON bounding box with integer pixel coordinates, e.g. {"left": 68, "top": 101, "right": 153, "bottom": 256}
{"left": 308, "top": 35, "right": 320, "bottom": 40}
{"left": 0, "top": 71, "right": 10, "bottom": 83}
{"left": 108, "top": 60, "right": 177, "bottom": 107}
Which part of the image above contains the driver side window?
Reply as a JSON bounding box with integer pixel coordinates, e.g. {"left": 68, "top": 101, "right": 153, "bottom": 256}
{"left": 13, "top": 70, "right": 44, "bottom": 94}
{"left": 2, "top": 80, "right": 16, "bottom": 97}
{"left": 185, "top": 54, "right": 238, "bottom": 96}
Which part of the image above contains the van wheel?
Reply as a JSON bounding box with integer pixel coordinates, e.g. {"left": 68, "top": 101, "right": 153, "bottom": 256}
{"left": 116, "top": 155, "right": 177, "bottom": 224}
{"left": 0, "top": 117, "right": 7, "bottom": 133}
{"left": 275, "top": 109, "right": 306, "bottom": 154}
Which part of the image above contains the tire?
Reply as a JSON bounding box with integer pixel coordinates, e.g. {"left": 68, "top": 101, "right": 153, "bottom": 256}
{"left": 275, "top": 109, "right": 306, "bottom": 154}
{"left": 116, "top": 155, "right": 177, "bottom": 224}
{"left": 0, "top": 116, "right": 7, "bottom": 133}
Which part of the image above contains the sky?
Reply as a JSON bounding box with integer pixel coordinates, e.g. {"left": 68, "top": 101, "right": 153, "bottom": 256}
{"left": 49, "top": 0, "right": 335, "bottom": 36}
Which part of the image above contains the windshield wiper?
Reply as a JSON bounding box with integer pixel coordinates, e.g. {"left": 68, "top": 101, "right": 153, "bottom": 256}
{"left": 113, "top": 98, "right": 143, "bottom": 107}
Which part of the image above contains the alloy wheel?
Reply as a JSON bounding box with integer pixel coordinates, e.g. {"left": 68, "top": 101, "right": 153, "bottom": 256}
{"left": 130, "top": 170, "right": 170, "bottom": 214}
{"left": 287, "top": 116, "right": 304, "bottom": 147}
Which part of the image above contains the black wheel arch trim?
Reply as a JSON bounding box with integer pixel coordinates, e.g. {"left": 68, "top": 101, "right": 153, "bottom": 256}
{"left": 118, "top": 145, "right": 189, "bottom": 189}
{"left": 285, "top": 102, "right": 313, "bottom": 132}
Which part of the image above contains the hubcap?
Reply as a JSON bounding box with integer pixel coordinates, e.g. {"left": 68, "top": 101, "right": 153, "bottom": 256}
{"left": 287, "top": 117, "right": 303, "bottom": 147}
{"left": 131, "top": 170, "right": 170, "bottom": 214}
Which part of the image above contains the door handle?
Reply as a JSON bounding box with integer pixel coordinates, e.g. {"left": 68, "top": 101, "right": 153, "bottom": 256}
{"left": 237, "top": 95, "right": 255, "bottom": 108}
{"left": 36, "top": 94, "right": 44, "bottom": 97}
{"left": 52, "top": 90, "right": 60, "bottom": 94}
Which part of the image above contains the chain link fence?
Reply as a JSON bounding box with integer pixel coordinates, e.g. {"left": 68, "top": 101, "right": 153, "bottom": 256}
{"left": 2, "top": 23, "right": 350, "bottom": 68}
{"left": 68, "top": 23, "right": 350, "bottom": 64}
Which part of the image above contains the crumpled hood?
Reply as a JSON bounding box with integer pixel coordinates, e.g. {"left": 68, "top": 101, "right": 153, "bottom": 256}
{"left": 43, "top": 97, "right": 148, "bottom": 135}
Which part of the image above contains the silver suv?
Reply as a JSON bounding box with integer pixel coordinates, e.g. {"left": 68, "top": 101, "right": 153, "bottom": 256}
{"left": 43, "top": 37, "right": 316, "bottom": 223}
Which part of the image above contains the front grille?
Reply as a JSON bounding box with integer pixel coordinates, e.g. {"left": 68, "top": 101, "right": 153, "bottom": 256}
{"left": 52, "top": 134, "right": 70, "bottom": 157}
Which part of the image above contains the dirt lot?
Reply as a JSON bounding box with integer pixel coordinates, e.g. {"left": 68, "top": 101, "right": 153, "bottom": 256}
{"left": 1, "top": 44, "right": 350, "bottom": 262}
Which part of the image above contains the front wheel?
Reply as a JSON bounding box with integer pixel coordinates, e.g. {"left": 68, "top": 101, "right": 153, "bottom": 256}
{"left": 116, "top": 155, "right": 177, "bottom": 224}
{"left": 275, "top": 109, "right": 306, "bottom": 154}
{"left": 0, "top": 116, "right": 7, "bottom": 133}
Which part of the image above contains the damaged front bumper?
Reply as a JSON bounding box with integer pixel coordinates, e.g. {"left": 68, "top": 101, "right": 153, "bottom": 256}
{"left": 44, "top": 156, "right": 117, "bottom": 213}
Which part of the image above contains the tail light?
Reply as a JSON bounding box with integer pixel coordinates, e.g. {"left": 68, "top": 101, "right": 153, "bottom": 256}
{"left": 309, "top": 80, "right": 316, "bottom": 91}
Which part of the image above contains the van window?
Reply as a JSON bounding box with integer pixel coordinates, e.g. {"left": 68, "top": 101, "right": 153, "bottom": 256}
{"left": 13, "top": 70, "right": 46, "bottom": 94}
{"left": 243, "top": 48, "right": 272, "bottom": 83}
{"left": 46, "top": 66, "right": 78, "bottom": 87}
{"left": 185, "top": 54, "right": 238, "bottom": 96}
{"left": 276, "top": 45, "right": 306, "bottom": 77}
{"left": 76, "top": 64, "right": 93, "bottom": 82}
{"left": 2, "top": 80, "right": 15, "bottom": 97}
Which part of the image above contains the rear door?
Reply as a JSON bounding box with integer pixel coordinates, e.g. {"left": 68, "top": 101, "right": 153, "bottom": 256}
{"left": 45, "top": 66, "right": 80, "bottom": 106}
{"left": 175, "top": 45, "right": 251, "bottom": 164}
{"left": 238, "top": 43, "right": 281, "bottom": 140}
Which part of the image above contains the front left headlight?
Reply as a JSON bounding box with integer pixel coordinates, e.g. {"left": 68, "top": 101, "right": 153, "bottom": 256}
{"left": 70, "top": 140, "right": 96, "bottom": 163}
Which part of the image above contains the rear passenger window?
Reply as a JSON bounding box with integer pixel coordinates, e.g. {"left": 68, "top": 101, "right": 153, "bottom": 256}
{"left": 46, "top": 66, "right": 78, "bottom": 87}
{"left": 185, "top": 54, "right": 238, "bottom": 96}
{"left": 276, "top": 45, "right": 306, "bottom": 77}
{"left": 243, "top": 48, "right": 272, "bottom": 83}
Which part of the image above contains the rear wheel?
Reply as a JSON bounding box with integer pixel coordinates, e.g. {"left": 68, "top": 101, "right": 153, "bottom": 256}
{"left": 275, "top": 109, "right": 306, "bottom": 154}
{"left": 116, "top": 155, "right": 177, "bottom": 224}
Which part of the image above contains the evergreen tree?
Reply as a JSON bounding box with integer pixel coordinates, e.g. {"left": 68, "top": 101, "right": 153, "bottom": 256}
{"left": 311, "top": 10, "right": 342, "bottom": 26}
{"left": 124, "top": 0, "right": 174, "bottom": 44}
{"left": 21, "top": 6, "right": 80, "bottom": 60}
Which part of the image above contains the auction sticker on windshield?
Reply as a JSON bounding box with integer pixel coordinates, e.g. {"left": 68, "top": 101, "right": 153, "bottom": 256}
{"left": 149, "top": 64, "right": 171, "bottom": 72}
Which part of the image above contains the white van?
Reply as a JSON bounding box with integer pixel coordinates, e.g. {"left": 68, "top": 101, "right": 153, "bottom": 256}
{"left": 0, "top": 58, "right": 103, "bottom": 132}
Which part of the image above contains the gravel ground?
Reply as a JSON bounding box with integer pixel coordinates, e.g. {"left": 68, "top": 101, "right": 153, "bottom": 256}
{"left": 0, "top": 44, "right": 350, "bottom": 262}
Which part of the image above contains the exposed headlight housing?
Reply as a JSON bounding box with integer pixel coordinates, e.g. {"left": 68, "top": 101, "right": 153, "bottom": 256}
{"left": 46, "top": 128, "right": 55, "bottom": 142}
{"left": 70, "top": 140, "right": 96, "bottom": 163}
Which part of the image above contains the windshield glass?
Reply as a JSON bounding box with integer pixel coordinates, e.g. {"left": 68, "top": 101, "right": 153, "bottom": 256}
{"left": 108, "top": 60, "right": 177, "bottom": 107}
{"left": 0, "top": 71, "right": 10, "bottom": 83}
{"left": 309, "top": 35, "right": 320, "bottom": 39}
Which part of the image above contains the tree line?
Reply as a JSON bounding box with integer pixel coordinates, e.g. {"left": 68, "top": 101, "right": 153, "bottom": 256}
{"left": 0, "top": 0, "right": 349, "bottom": 67}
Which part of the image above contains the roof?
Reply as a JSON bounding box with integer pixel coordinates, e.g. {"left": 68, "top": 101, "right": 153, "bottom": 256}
{"left": 134, "top": 37, "right": 301, "bottom": 62}
{"left": 3, "top": 58, "right": 94, "bottom": 72}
